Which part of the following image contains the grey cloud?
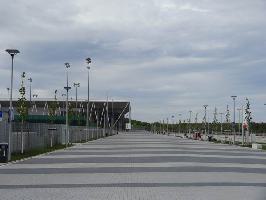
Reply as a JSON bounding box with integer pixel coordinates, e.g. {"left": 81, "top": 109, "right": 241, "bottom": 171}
{"left": 0, "top": 0, "right": 266, "bottom": 122}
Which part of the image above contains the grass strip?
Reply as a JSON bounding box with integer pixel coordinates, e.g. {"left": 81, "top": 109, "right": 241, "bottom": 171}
{"left": 10, "top": 144, "right": 73, "bottom": 162}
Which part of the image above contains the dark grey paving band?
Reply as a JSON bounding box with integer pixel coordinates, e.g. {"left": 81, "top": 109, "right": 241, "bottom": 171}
{"left": 19, "top": 156, "right": 266, "bottom": 165}
{"left": 1, "top": 167, "right": 266, "bottom": 174}
{"left": 0, "top": 182, "right": 266, "bottom": 189}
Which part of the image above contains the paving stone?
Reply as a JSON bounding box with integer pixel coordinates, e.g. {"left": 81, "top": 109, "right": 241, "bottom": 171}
{"left": 0, "top": 132, "right": 266, "bottom": 199}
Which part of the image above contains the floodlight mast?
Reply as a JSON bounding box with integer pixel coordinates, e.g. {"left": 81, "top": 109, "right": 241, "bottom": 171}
{"left": 64, "top": 62, "right": 71, "bottom": 147}
{"left": 28, "top": 77, "right": 32, "bottom": 103}
{"left": 189, "top": 111, "right": 192, "bottom": 136}
{"left": 5, "top": 49, "right": 20, "bottom": 161}
{"left": 178, "top": 114, "right": 182, "bottom": 135}
{"left": 73, "top": 82, "right": 80, "bottom": 115}
{"left": 219, "top": 113, "right": 224, "bottom": 135}
{"left": 203, "top": 105, "right": 208, "bottom": 135}
{"left": 231, "top": 95, "right": 237, "bottom": 144}
{"left": 86, "top": 58, "right": 91, "bottom": 141}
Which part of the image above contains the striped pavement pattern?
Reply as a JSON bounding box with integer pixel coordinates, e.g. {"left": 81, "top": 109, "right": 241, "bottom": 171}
{"left": 0, "top": 132, "right": 266, "bottom": 200}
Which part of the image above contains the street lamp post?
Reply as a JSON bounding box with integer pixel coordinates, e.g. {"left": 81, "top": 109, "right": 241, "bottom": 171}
{"left": 111, "top": 99, "right": 114, "bottom": 136}
{"left": 237, "top": 108, "right": 242, "bottom": 135}
{"left": 162, "top": 119, "right": 165, "bottom": 135}
{"left": 203, "top": 105, "right": 208, "bottom": 135}
{"left": 189, "top": 111, "right": 192, "bottom": 137}
{"left": 61, "top": 94, "right": 66, "bottom": 116}
{"left": 195, "top": 113, "right": 198, "bottom": 125}
{"left": 171, "top": 115, "right": 175, "bottom": 134}
{"left": 161, "top": 120, "right": 162, "bottom": 134}
{"left": 231, "top": 96, "right": 237, "bottom": 144}
{"left": 73, "top": 82, "right": 80, "bottom": 115}
{"left": 166, "top": 118, "right": 169, "bottom": 135}
{"left": 28, "top": 77, "right": 32, "bottom": 104}
{"left": 219, "top": 113, "right": 224, "bottom": 136}
{"left": 5, "top": 49, "right": 20, "bottom": 161}
{"left": 106, "top": 95, "right": 109, "bottom": 136}
{"left": 64, "top": 63, "right": 71, "bottom": 147}
{"left": 263, "top": 104, "right": 266, "bottom": 138}
{"left": 86, "top": 58, "right": 91, "bottom": 142}
{"left": 178, "top": 114, "right": 182, "bottom": 136}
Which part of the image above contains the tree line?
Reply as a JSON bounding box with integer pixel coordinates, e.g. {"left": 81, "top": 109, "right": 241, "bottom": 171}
{"left": 133, "top": 120, "right": 266, "bottom": 134}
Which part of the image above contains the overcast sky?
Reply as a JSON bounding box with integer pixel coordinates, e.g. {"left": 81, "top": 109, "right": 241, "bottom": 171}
{"left": 0, "top": 0, "right": 266, "bottom": 122}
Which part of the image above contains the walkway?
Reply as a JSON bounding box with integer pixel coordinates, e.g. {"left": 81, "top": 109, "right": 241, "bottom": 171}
{"left": 0, "top": 132, "right": 266, "bottom": 200}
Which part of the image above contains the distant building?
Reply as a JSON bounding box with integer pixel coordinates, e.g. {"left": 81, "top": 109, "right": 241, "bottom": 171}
{"left": 0, "top": 98, "right": 131, "bottom": 130}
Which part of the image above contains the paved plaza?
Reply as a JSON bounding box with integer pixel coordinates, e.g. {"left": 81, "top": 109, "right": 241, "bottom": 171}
{"left": 0, "top": 132, "right": 266, "bottom": 200}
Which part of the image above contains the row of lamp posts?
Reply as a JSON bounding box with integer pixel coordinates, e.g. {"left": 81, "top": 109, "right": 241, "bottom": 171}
{"left": 157, "top": 95, "right": 250, "bottom": 145}
{"left": 5, "top": 48, "right": 93, "bottom": 161}
{"left": 63, "top": 58, "right": 91, "bottom": 147}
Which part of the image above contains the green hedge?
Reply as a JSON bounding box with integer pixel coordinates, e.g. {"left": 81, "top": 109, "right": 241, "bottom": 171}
{"left": 14, "top": 115, "right": 97, "bottom": 127}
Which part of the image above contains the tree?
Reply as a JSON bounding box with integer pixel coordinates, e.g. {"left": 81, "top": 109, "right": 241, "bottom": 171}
{"left": 245, "top": 98, "right": 252, "bottom": 128}
{"left": 17, "top": 72, "right": 28, "bottom": 154}
{"left": 68, "top": 102, "right": 75, "bottom": 125}
{"left": 225, "top": 105, "right": 231, "bottom": 124}
{"left": 244, "top": 98, "right": 252, "bottom": 144}
{"left": 47, "top": 90, "right": 59, "bottom": 147}
{"left": 212, "top": 107, "right": 218, "bottom": 133}
{"left": 48, "top": 90, "right": 59, "bottom": 124}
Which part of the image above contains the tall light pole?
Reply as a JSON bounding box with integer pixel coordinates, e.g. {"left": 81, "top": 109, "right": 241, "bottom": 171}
{"left": 195, "top": 113, "right": 198, "bottom": 123}
{"left": 62, "top": 94, "right": 66, "bottom": 116}
{"left": 73, "top": 82, "right": 80, "bottom": 115}
{"left": 171, "top": 115, "right": 175, "bottom": 133}
{"left": 194, "top": 113, "right": 199, "bottom": 131}
{"left": 189, "top": 110, "right": 192, "bottom": 136}
{"left": 111, "top": 99, "right": 114, "bottom": 135}
{"left": 106, "top": 95, "right": 109, "bottom": 136}
{"left": 219, "top": 113, "right": 224, "bottom": 135}
{"left": 162, "top": 119, "right": 164, "bottom": 135}
{"left": 261, "top": 104, "right": 266, "bottom": 138}
{"left": 237, "top": 108, "right": 242, "bottom": 135}
{"left": 231, "top": 96, "right": 237, "bottom": 144}
{"left": 28, "top": 77, "right": 32, "bottom": 104}
{"left": 178, "top": 114, "right": 182, "bottom": 135}
{"left": 159, "top": 120, "right": 161, "bottom": 134}
{"left": 203, "top": 105, "right": 208, "bottom": 135}
{"left": 167, "top": 118, "right": 169, "bottom": 135}
{"left": 6, "top": 49, "right": 20, "bottom": 161}
{"left": 64, "top": 63, "right": 71, "bottom": 147}
{"left": 86, "top": 57, "right": 91, "bottom": 141}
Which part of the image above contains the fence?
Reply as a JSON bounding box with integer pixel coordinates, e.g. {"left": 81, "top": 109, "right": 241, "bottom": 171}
{"left": 0, "top": 120, "right": 114, "bottom": 153}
